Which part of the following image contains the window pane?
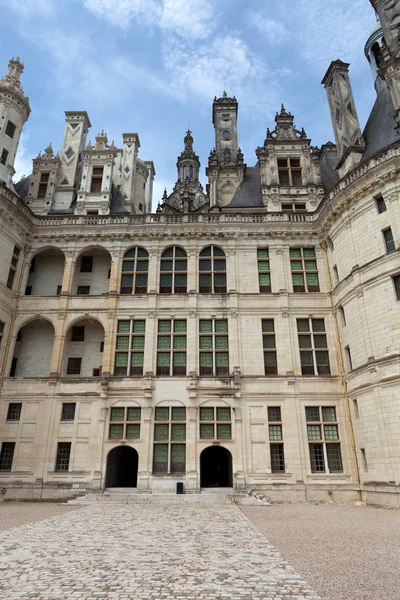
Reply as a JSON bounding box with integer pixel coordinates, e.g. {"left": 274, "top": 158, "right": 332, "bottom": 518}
{"left": 160, "top": 260, "right": 173, "bottom": 272}
{"left": 297, "top": 319, "right": 310, "bottom": 332}
{"left": 174, "top": 320, "right": 187, "bottom": 333}
{"left": 312, "top": 319, "right": 325, "bottom": 332}
{"left": 215, "top": 320, "right": 228, "bottom": 333}
{"left": 214, "top": 274, "right": 226, "bottom": 287}
{"left": 109, "top": 424, "right": 123, "bottom": 439}
{"left": 299, "top": 335, "right": 312, "bottom": 348}
{"left": 136, "top": 261, "right": 148, "bottom": 272}
{"left": 305, "top": 261, "right": 317, "bottom": 271}
{"left": 110, "top": 407, "right": 125, "bottom": 421}
{"left": 158, "top": 321, "right": 171, "bottom": 333}
{"left": 322, "top": 407, "right": 336, "bottom": 422}
{"left": 258, "top": 261, "right": 270, "bottom": 271}
{"left": 303, "top": 248, "right": 315, "bottom": 258}
{"left": 292, "top": 273, "right": 305, "bottom": 285}
{"left": 200, "top": 320, "right": 212, "bottom": 333}
{"left": 259, "top": 273, "right": 271, "bottom": 286}
{"left": 127, "top": 407, "right": 141, "bottom": 421}
{"left": 155, "top": 407, "right": 169, "bottom": 421}
{"left": 115, "top": 353, "right": 128, "bottom": 367}
{"left": 200, "top": 336, "right": 213, "bottom": 349}
{"left": 270, "top": 444, "right": 285, "bottom": 473}
{"left": 117, "top": 321, "right": 130, "bottom": 333}
{"left": 172, "top": 407, "right": 186, "bottom": 421}
{"left": 162, "top": 248, "right": 174, "bottom": 258}
{"left": 257, "top": 249, "right": 269, "bottom": 258}
{"left": 173, "top": 352, "right": 186, "bottom": 366}
{"left": 132, "top": 336, "right": 145, "bottom": 349}
{"left": 217, "top": 407, "right": 231, "bottom": 421}
{"left": 300, "top": 351, "right": 314, "bottom": 366}
{"left": 215, "top": 336, "right": 228, "bottom": 349}
{"left": 200, "top": 352, "right": 213, "bottom": 366}
{"left": 175, "top": 261, "right": 187, "bottom": 272}
{"left": 306, "top": 407, "right": 320, "bottom": 422}
{"left": 157, "top": 353, "right": 170, "bottom": 366}
{"left": 200, "top": 407, "right": 214, "bottom": 421}
{"left": 217, "top": 424, "right": 231, "bottom": 439}
{"left": 133, "top": 320, "right": 145, "bottom": 334}
{"left": 216, "top": 352, "right": 229, "bottom": 366}
{"left": 160, "top": 274, "right": 172, "bottom": 288}
{"left": 158, "top": 336, "right": 171, "bottom": 349}
{"left": 154, "top": 423, "right": 169, "bottom": 441}
{"left": 131, "top": 353, "right": 144, "bottom": 367}
{"left": 326, "top": 444, "right": 343, "bottom": 472}
{"left": 171, "top": 424, "right": 186, "bottom": 441}
{"left": 314, "top": 335, "right": 327, "bottom": 349}
{"left": 291, "top": 261, "right": 303, "bottom": 271}
{"left": 262, "top": 320, "right": 274, "bottom": 333}
{"left": 122, "top": 261, "right": 134, "bottom": 272}
{"left": 269, "top": 425, "right": 282, "bottom": 440}
{"left": 324, "top": 425, "right": 339, "bottom": 440}
{"left": 307, "top": 425, "right": 322, "bottom": 440}
{"left": 268, "top": 407, "right": 281, "bottom": 422}
{"left": 117, "top": 336, "right": 130, "bottom": 349}
{"left": 316, "top": 351, "right": 330, "bottom": 366}
{"left": 200, "top": 423, "right": 214, "bottom": 438}
{"left": 200, "top": 260, "right": 212, "bottom": 271}
{"left": 126, "top": 424, "right": 140, "bottom": 438}
{"left": 289, "top": 248, "right": 301, "bottom": 258}
{"left": 153, "top": 444, "right": 168, "bottom": 472}
{"left": 200, "top": 247, "right": 212, "bottom": 257}
{"left": 173, "top": 336, "right": 186, "bottom": 349}
{"left": 263, "top": 335, "right": 276, "bottom": 349}
{"left": 264, "top": 352, "right": 277, "bottom": 367}
{"left": 309, "top": 444, "right": 325, "bottom": 472}
{"left": 171, "top": 444, "right": 186, "bottom": 471}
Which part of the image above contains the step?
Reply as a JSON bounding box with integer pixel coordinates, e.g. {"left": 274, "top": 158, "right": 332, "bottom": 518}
{"left": 68, "top": 490, "right": 270, "bottom": 506}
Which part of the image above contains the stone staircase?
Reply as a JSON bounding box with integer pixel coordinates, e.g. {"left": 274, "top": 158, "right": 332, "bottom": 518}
{"left": 68, "top": 488, "right": 271, "bottom": 506}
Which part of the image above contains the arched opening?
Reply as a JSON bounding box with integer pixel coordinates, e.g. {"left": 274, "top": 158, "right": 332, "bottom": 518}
{"left": 72, "top": 247, "right": 111, "bottom": 295}
{"left": 62, "top": 318, "right": 105, "bottom": 377}
{"left": 105, "top": 446, "right": 138, "bottom": 488}
{"left": 26, "top": 248, "right": 65, "bottom": 296}
{"left": 200, "top": 446, "right": 233, "bottom": 488}
{"left": 10, "top": 318, "right": 55, "bottom": 378}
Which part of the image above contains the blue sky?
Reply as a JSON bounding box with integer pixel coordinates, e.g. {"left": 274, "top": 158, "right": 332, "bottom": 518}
{"left": 0, "top": 0, "right": 378, "bottom": 208}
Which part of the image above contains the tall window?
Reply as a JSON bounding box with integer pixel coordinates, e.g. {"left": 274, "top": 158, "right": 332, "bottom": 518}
{"left": 0, "top": 321, "right": 4, "bottom": 348}
{"left": 0, "top": 149, "right": 8, "bottom": 166}
{"left": 153, "top": 406, "right": 186, "bottom": 474}
{"left": 90, "top": 167, "right": 103, "bottom": 193}
{"left": 278, "top": 158, "right": 302, "bottom": 186}
{"left": 114, "top": 320, "right": 145, "bottom": 376}
{"left": 37, "top": 173, "right": 49, "bottom": 198}
{"left": 306, "top": 406, "right": 343, "bottom": 473}
{"left": 297, "top": 318, "right": 330, "bottom": 376}
{"left": 0, "top": 442, "right": 15, "bottom": 471}
{"left": 7, "top": 403, "right": 22, "bottom": 421}
{"left": 157, "top": 319, "right": 187, "bottom": 376}
{"left": 61, "top": 403, "right": 76, "bottom": 421}
{"left": 375, "top": 194, "right": 387, "bottom": 214}
{"left": 268, "top": 407, "right": 284, "bottom": 473}
{"left": 383, "top": 228, "right": 395, "bottom": 253}
{"left": 257, "top": 249, "right": 271, "bottom": 292}
{"left": 55, "top": 442, "right": 71, "bottom": 471}
{"left": 7, "top": 246, "right": 20, "bottom": 290}
{"left": 199, "top": 319, "right": 229, "bottom": 376}
{"left": 67, "top": 357, "right": 82, "bottom": 375}
{"left": 199, "top": 407, "right": 232, "bottom": 440}
{"left": 262, "top": 319, "right": 277, "bottom": 375}
{"left": 199, "top": 246, "right": 226, "bottom": 293}
{"left": 393, "top": 274, "right": 400, "bottom": 301}
{"left": 80, "top": 255, "right": 93, "bottom": 273}
{"left": 109, "top": 406, "right": 141, "bottom": 440}
{"left": 120, "top": 247, "right": 148, "bottom": 294}
{"left": 5, "top": 121, "right": 16, "bottom": 139}
{"left": 160, "top": 247, "right": 187, "bottom": 293}
{"left": 290, "top": 248, "right": 319, "bottom": 292}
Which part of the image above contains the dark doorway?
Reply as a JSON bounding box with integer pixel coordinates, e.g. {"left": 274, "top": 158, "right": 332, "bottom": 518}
{"left": 105, "top": 446, "right": 138, "bottom": 488}
{"left": 200, "top": 446, "right": 233, "bottom": 488}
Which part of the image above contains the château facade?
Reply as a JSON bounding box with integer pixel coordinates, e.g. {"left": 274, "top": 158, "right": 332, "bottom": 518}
{"left": 0, "top": 0, "right": 399, "bottom": 506}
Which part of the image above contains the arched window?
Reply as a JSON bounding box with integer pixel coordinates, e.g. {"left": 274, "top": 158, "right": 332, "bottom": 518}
{"left": 120, "top": 247, "right": 148, "bottom": 294}
{"left": 199, "top": 246, "right": 226, "bottom": 293}
{"left": 160, "top": 247, "right": 187, "bottom": 294}
{"left": 189, "top": 165, "right": 193, "bottom": 181}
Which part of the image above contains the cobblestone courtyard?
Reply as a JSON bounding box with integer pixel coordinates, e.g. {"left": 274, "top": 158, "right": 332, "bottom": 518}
{"left": 0, "top": 501, "right": 320, "bottom": 600}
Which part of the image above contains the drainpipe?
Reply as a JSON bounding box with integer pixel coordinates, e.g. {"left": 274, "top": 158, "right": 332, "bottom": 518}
{"left": 0, "top": 244, "right": 30, "bottom": 395}
{"left": 320, "top": 240, "right": 362, "bottom": 501}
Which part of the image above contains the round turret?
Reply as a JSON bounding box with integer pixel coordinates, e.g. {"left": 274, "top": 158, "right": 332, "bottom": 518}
{"left": 365, "top": 24, "right": 386, "bottom": 91}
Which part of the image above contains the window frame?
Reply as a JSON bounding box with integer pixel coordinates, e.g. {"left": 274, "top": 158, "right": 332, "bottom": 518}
{"left": 375, "top": 194, "right": 387, "bottom": 214}
{"left": 262, "top": 319, "right": 278, "bottom": 376}
{"left": 393, "top": 274, "right": 400, "bottom": 301}
{"left": 257, "top": 248, "right": 271, "bottom": 293}
{"left": 159, "top": 246, "right": 187, "bottom": 294}
{"left": 90, "top": 166, "right": 103, "bottom": 193}
{"left": 0, "top": 442, "right": 15, "bottom": 471}
{"left": 156, "top": 319, "right": 187, "bottom": 376}
{"left": 55, "top": 442, "right": 71, "bottom": 472}
{"left": 268, "top": 406, "right": 285, "bottom": 473}
{"left": 297, "top": 318, "right": 331, "bottom": 376}
{"left": 290, "top": 247, "right": 319, "bottom": 293}
{"left": 7, "top": 246, "right": 20, "bottom": 290}
{"left": 199, "top": 246, "right": 226, "bottom": 294}
{"left": 61, "top": 403, "right": 76, "bottom": 421}
{"left": 120, "top": 247, "right": 149, "bottom": 295}
{"left": 383, "top": 228, "right": 395, "bottom": 253}
{"left": 277, "top": 157, "right": 302, "bottom": 187}
{"left": 37, "top": 172, "right": 50, "bottom": 199}
{"left": 80, "top": 255, "right": 93, "bottom": 273}
{"left": 153, "top": 406, "right": 186, "bottom": 474}
{"left": 114, "top": 319, "right": 146, "bottom": 377}
{"left": 0, "top": 148, "right": 9, "bottom": 166}
{"left": 66, "top": 357, "right": 82, "bottom": 375}
{"left": 5, "top": 120, "right": 16, "bottom": 139}
{"left": 199, "top": 406, "right": 232, "bottom": 440}
{"left": 199, "top": 319, "right": 229, "bottom": 377}
{"left": 109, "top": 406, "right": 141, "bottom": 440}
{"left": 305, "top": 406, "right": 343, "bottom": 474}
{"left": 7, "top": 403, "right": 22, "bottom": 421}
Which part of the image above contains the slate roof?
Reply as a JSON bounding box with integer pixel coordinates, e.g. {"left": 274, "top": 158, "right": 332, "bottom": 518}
{"left": 225, "top": 165, "right": 264, "bottom": 208}
{"left": 361, "top": 81, "right": 400, "bottom": 162}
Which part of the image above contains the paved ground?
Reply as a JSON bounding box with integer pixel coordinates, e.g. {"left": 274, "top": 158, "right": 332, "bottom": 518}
{"left": 243, "top": 503, "right": 400, "bottom": 600}
{"left": 0, "top": 502, "right": 80, "bottom": 532}
{"left": 0, "top": 502, "right": 320, "bottom": 600}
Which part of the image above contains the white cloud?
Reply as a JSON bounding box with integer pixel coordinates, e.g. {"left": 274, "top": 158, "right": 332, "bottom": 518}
{"left": 297, "top": 0, "right": 373, "bottom": 70}
{"left": 13, "top": 134, "right": 32, "bottom": 182}
{"left": 246, "top": 13, "right": 289, "bottom": 43}
{"left": 161, "top": 34, "right": 284, "bottom": 120}
{"left": 83, "top": 0, "right": 215, "bottom": 39}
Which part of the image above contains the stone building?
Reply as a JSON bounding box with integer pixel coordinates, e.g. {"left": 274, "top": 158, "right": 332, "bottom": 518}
{"left": 0, "top": 1, "right": 399, "bottom": 506}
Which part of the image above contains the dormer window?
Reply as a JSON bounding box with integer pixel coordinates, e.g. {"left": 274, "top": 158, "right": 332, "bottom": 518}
{"left": 90, "top": 167, "right": 103, "bottom": 193}
{"left": 278, "top": 158, "right": 302, "bottom": 186}
{"left": 38, "top": 173, "right": 49, "bottom": 198}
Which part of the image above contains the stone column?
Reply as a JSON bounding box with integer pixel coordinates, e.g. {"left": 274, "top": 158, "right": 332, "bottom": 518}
{"left": 61, "top": 252, "right": 76, "bottom": 295}
{"left": 186, "top": 405, "right": 198, "bottom": 492}
{"left": 108, "top": 250, "right": 122, "bottom": 294}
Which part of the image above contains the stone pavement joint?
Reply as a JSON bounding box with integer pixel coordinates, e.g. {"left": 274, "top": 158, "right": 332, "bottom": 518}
{"left": 0, "top": 503, "right": 321, "bottom": 599}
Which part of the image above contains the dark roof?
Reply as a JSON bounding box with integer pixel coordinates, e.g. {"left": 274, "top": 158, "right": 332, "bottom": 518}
{"left": 226, "top": 165, "right": 264, "bottom": 208}
{"left": 361, "top": 81, "right": 400, "bottom": 162}
{"left": 110, "top": 183, "right": 131, "bottom": 214}
{"left": 319, "top": 143, "right": 340, "bottom": 192}
{"left": 14, "top": 175, "right": 31, "bottom": 199}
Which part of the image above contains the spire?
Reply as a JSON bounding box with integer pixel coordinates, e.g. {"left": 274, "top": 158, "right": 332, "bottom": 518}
{"left": 184, "top": 130, "right": 193, "bottom": 151}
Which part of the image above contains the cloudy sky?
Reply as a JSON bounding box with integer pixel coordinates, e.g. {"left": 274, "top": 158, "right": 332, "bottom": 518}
{"left": 1, "top": 0, "right": 378, "bottom": 208}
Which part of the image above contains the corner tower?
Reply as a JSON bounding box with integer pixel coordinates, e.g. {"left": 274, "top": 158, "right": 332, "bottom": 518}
{"left": 0, "top": 57, "right": 31, "bottom": 189}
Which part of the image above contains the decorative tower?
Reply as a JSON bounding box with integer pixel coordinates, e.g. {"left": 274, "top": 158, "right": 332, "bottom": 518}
{"left": 0, "top": 57, "right": 31, "bottom": 189}
{"left": 26, "top": 143, "right": 61, "bottom": 214}
{"left": 207, "top": 92, "right": 246, "bottom": 209}
{"left": 159, "top": 131, "right": 208, "bottom": 213}
{"left": 369, "top": 1, "right": 400, "bottom": 130}
{"left": 322, "top": 60, "right": 365, "bottom": 175}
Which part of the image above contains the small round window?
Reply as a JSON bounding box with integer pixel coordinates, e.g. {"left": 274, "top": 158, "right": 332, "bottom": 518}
{"left": 221, "top": 130, "right": 231, "bottom": 140}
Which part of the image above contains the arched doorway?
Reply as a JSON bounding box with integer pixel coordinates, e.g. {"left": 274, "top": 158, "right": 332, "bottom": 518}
{"left": 200, "top": 446, "right": 233, "bottom": 488}
{"left": 105, "top": 446, "right": 138, "bottom": 488}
